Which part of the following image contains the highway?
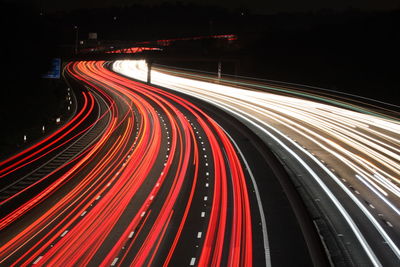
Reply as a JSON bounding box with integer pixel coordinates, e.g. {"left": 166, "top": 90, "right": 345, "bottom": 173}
{"left": 0, "top": 61, "right": 319, "bottom": 266}
{"left": 2, "top": 59, "right": 397, "bottom": 266}
{"left": 113, "top": 60, "right": 400, "bottom": 266}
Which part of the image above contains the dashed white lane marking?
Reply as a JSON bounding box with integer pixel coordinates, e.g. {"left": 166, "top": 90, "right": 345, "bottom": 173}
{"left": 201, "top": 212, "right": 205, "bottom": 218}
{"left": 96, "top": 195, "right": 101, "bottom": 200}
{"left": 141, "top": 211, "right": 146, "bottom": 217}
{"left": 204, "top": 196, "right": 208, "bottom": 201}
{"left": 33, "top": 256, "right": 43, "bottom": 264}
{"left": 190, "top": 257, "right": 196, "bottom": 266}
{"left": 197, "top": 232, "right": 202, "bottom": 238}
{"left": 111, "top": 257, "right": 119, "bottom": 266}
{"left": 128, "top": 231, "right": 135, "bottom": 239}
{"left": 80, "top": 211, "right": 87, "bottom": 217}
{"left": 205, "top": 183, "right": 209, "bottom": 187}
{"left": 60, "top": 230, "right": 69, "bottom": 237}
{"left": 386, "top": 221, "right": 393, "bottom": 228}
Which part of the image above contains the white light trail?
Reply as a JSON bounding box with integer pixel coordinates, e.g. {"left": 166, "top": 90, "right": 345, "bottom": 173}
{"left": 113, "top": 60, "right": 400, "bottom": 264}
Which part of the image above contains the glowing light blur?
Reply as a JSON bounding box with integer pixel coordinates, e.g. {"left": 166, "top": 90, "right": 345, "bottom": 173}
{"left": 0, "top": 61, "right": 255, "bottom": 266}
{"left": 113, "top": 59, "right": 400, "bottom": 265}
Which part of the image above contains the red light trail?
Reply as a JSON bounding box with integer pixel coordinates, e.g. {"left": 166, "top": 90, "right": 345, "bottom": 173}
{"left": 0, "top": 61, "right": 254, "bottom": 266}
{"left": 114, "top": 60, "right": 400, "bottom": 266}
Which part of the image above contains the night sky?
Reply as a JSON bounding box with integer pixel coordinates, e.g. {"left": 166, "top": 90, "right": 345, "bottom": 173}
{"left": 12, "top": 0, "right": 400, "bottom": 14}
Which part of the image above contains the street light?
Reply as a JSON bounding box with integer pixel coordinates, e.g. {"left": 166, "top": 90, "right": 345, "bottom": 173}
{"left": 74, "top": 25, "right": 79, "bottom": 55}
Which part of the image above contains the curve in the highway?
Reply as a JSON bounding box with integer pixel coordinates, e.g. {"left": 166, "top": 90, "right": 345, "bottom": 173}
{"left": 113, "top": 60, "right": 400, "bottom": 267}
{"left": 0, "top": 61, "right": 310, "bottom": 267}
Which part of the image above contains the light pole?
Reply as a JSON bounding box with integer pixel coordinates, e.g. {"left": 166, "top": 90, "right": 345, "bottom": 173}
{"left": 74, "top": 25, "right": 79, "bottom": 55}
{"left": 217, "top": 60, "right": 221, "bottom": 79}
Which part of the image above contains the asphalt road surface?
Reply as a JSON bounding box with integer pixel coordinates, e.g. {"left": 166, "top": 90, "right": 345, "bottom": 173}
{"left": 113, "top": 60, "right": 400, "bottom": 267}
{"left": 0, "top": 61, "right": 322, "bottom": 266}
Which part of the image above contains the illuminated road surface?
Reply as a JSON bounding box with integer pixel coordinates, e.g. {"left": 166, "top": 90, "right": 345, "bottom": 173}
{"left": 113, "top": 60, "right": 400, "bottom": 266}
{"left": 0, "top": 61, "right": 275, "bottom": 266}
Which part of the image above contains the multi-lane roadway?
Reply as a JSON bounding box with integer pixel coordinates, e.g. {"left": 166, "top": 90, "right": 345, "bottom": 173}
{"left": 1, "top": 59, "right": 398, "bottom": 266}
{"left": 114, "top": 60, "right": 400, "bottom": 267}
{"left": 1, "top": 61, "right": 314, "bottom": 266}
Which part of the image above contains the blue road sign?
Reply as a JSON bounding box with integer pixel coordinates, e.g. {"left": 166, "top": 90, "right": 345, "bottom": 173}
{"left": 42, "top": 58, "right": 61, "bottom": 79}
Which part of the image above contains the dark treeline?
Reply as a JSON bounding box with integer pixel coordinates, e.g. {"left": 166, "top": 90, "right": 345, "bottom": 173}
{"left": 239, "top": 10, "right": 400, "bottom": 104}
{"left": 0, "top": 1, "right": 398, "bottom": 156}
{"left": 52, "top": 4, "right": 400, "bottom": 106}
{"left": 1, "top": 1, "right": 399, "bottom": 105}
{"left": 0, "top": 1, "right": 64, "bottom": 156}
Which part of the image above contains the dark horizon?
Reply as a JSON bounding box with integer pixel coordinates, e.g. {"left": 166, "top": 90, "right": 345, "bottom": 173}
{"left": 1, "top": 0, "right": 399, "bottom": 105}
{"left": 4, "top": 0, "right": 400, "bottom": 15}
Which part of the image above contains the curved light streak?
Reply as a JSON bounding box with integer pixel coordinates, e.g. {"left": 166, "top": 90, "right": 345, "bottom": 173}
{"left": 113, "top": 59, "right": 400, "bottom": 266}
{"left": 0, "top": 61, "right": 255, "bottom": 267}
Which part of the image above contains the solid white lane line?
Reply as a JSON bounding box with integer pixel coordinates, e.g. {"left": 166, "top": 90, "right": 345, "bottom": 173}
{"left": 223, "top": 129, "right": 272, "bottom": 267}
